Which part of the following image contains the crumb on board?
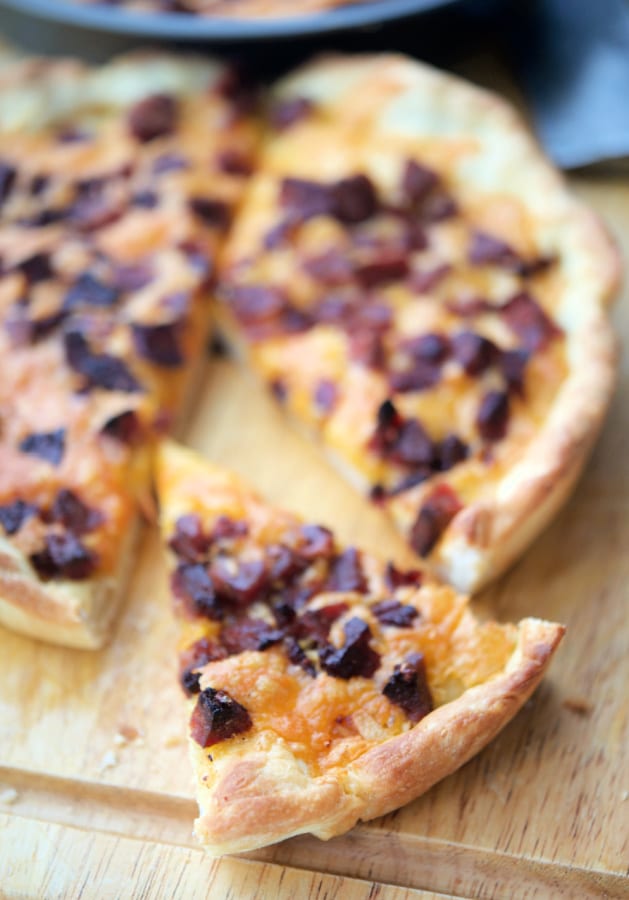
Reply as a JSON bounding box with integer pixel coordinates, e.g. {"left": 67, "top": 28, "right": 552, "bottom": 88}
{"left": 0, "top": 787, "right": 19, "bottom": 805}
{"left": 114, "top": 724, "right": 143, "bottom": 747}
{"left": 164, "top": 734, "right": 183, "bottom": 748}
{"left": 99, "top": 751, "right": 118, "bottom": 774}
{"left": 562, "top": 697, "right": 593, "bottom": 717}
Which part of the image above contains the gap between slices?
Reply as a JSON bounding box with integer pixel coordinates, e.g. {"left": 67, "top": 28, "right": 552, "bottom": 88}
{"left": 156, "top": 440, "right": 565, "bottom": 857}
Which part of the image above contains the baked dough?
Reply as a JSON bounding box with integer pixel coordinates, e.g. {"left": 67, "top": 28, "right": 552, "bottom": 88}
{"left": 218, "top": 53, "right": 619, "bottom": 593}
{"left": 156, "top": 440, "right": 564, "bottom": 856}
{"left": 0, "top": 49, "right": 258, "bottom": 647}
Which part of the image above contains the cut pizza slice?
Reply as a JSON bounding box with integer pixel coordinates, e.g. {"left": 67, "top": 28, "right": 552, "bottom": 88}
{"left": 156, "top": 440, "right": 564, "bottom": 857}
{"left": 218, "top": 53, "right": 619, "bottom": 593}
{"left": 0, "top": 49, "right": 258, "bottom": 647}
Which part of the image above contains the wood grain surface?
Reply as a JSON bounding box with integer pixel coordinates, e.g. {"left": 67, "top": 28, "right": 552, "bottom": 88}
{"left": 1, "top": 77, "right": 628, "bottom": 900}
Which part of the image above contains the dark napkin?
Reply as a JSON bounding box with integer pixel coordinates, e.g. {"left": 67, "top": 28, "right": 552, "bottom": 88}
{"left": 508, "top": 0, "right": 629, "bottom": 169}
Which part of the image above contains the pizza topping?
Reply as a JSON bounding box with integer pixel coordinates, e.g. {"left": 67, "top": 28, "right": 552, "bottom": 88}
{"left": 302, "top": 250, "right": 354, "bottom": 286}
{"left": 227, "top": 284, "right": 286, "bottom": 323}
{"left": 19, "top": 429, "right": 66, "bottom": 466}
{"left": 216, "top": 148, "right": 254, "bottom": 177}
{"left": 180, "top": 636, "right": 228, "bottom": 695}
{"left": 45, "top": 489, "right": 104, "bottom": 535}
{"left": 190, "top": 687, "right": 252, "bottom": 748}
{"left": 501, "top": 291, "right": 562, "bottom": 352}
{"left": 410, "top": 484, "right": 463, "bottom": 557}
{"left": 30, "top": 532, "right": 97, "bottom": 580}
{"left": 189, "top": 197, "right": 231, "bottom": 231}
{"left": 469, "top": 231, "right": 556, "bottom": 279}
{"left": 64, "top": 273, "right": 120, "bottom": 310}
{"left": 64, "top": 330, "right": 142, "bottom": 393}
{"left": 390, "top": 359, "right": 441, "bottom": 394}
{"left": 16, "top": 252, "right": 54, "bottom": 284}
{"left": 319, "top": 616, "right": 380, "bottom": 679}
{"left": 326, "top": 547, "right": 367, "bottom": 593}
{"left": 402, "top": 332, "right": 450, "bottom": 365}
{"left": 0, "top": 499, "right": 38, "bottom": 536}
{"left": 0, "top": 161, "right": 17, "bottom": 205}
{"left": 172, "top": 562, "right": 221, "bottom": 619}
{"left": 100, "top": 409, "right": 141, "bottom": 444}
{"left": 127, "top": 94, "right": 178, "bottom": 143}
{"left": 70, "top": 187, "right": 124, "bottom": 233}
{"left": 451, "top": 331, "right": 498, "bottom": 376}
{"left": 355, "top": 252, "right": 409, "bottom": 288}
{"left": 284, "top": 637, "right": 317, "bottom": 677}
{"left": 372, "top": 598, "right": 418, "bottom": 628}
{"left": 313, "top": 379, "right": 338, "bottom": 414}
{"left": 401, "top": 160, "right": 439, "bottom": 208}
{"left": 384, "top": 563, "right": 421, "bottom": 590}
{"left": 294, "top": 601, "right": 349, "bottom": 646}
{"left": 297, "top": 524, "right": 335, "bottom": 560}
{"left": 132, "top": 190, "right": 159, "bottom": 209}
{"left": 153, "top": 152, "right": 189, "bottom": 175}
{"left": 409, "top": 262, "right": 452, "bottom": 294}
{"left": 168, "top": 514, "right": 212, "bottom": 562}
{"left": 477, "top": 390, "right": 510, "bottom": 442}
{"left": 383, "top": 652, "right": 433, "bottom": 722}
{"left": 210, "top": 557, "right": 268, "bottom": 606}
{"left": 131, "top": 321, "right": 184, "bottom": 368}
{"left": 270, "top": 96, "right": 315, "bottom": 130}
{"left": 501, "top": 348, "right": 530, "bottom": 395}
{"left": 437, "top": 434, "right": 469, "bottom": 471}
{"left": 280, "top": 173, "right": 378, "bottom": 225}
{"left": 221, "top": 617, "right": 284, "bottom": 654}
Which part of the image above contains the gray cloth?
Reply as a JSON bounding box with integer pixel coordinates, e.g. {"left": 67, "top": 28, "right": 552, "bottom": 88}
{"left": 511, "top": 0, "right": 629, "bottom": 169}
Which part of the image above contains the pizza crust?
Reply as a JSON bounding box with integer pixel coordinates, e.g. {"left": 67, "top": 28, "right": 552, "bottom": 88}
{"left": 192, "top": 616, "right": 563, "bottom": 856}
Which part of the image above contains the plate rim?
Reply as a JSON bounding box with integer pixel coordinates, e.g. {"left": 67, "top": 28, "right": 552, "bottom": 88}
{"left": 0, "top": 0, "right": 460, "bottom": 41}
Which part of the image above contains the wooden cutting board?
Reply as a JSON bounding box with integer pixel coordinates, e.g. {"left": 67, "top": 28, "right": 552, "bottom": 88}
{"left": 1, "top": 173, "right": 628, "bottom": 900}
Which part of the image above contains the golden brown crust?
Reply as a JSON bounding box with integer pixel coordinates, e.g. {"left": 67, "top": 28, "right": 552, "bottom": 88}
{"left": 195, "top": 618, "right": 563, "bottom": 854}
{"left": 156, "top": 441, "right": 565, "bottom": 857}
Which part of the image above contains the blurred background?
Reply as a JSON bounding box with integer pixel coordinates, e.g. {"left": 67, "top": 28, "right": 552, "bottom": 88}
{"left": 1, "top": 0, "right": 628, "bottom": 171}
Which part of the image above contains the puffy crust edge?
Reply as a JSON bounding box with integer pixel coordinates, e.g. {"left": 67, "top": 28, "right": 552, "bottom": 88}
{"left": 192, "top": 617, "right": 564, "bottom": 856}
{"left": 0, "top": 521, "right": 139, "bottom": 649}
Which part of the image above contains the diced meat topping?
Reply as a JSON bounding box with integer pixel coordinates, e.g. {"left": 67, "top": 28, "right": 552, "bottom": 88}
{"left": 172, "top": 562, "right": 221, "bottom": 619}
{"left": 210, "top": 557, "right": 269, "bottom": 606}
{"left": 16, "top": 252, "right": 54, "bottom": 284}
{"left": 383, "top": 652, "right": 433, "bottom": 722}
{"left": 168, "top": 514, "right": 213, "bottom": 562}
{"left": 280, "top": 173, "right": 378, "bottom": 225}
{"left": 221, "top": 617, "right": 284, "bottom": 655}
{"left": 0, "top": 499, "right": 38, "bottom": 536}
{"left": 319, "top": 616, "right": 381, "bottom": 679}
{"left": 179, "top": 636, "right": 228, "bottom": 696}
{"left": 131, "top": 321, "right": 184, "bottom": 368}
{"left": 100, "top": 409, "right": 141, "bottom": 444}
{"left": 451, "top": 331, "right": 498, "bottom": 376}
{"left": 372, "top": 598, "right": 418, "bottom": 628}
{"left": 127, "top": 94, "right": 178, "bottom": 143}
{"left": 270, "top": 96, "right": 315, "bottom": 130}
{"left": 19, "top": 429, "right": 66, "bottom": 466}
{"left": 190, "top": 687, "right": 252, "bottom": 748}
{"left": 409, "top": 484, "right": 463, "bottom": 557}
{"left": 477, "top": 390, "right": 510, "bottom": 442}
{"left": 189, "top": 197, "right": 231, "bottom": 230}
{"left": 30, "top": 532, "right": 97, "bottom": 580}
{"left": 384, "top": 562, "right": 423, "bottom": 590}
{"left": 0, "top": 161, "right": 17, "bottom": 205}
{"left": 64, "top": 272, "right": 120, "bottom": 310}
{"left": 64, "top": 331, "right": 142, "bottom": 393}
{"left": 501, "top": 291, "right": 562, "bottom": 352}
{"left": 326, "top": 548, "right": 367, "bottom": 593}
{"left": 45, "top": 489, "right": 104, "bottom": 535}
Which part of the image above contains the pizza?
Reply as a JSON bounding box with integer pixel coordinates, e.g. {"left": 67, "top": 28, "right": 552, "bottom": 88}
{"left": 80, "top": 0, "right": 369, "bottom": 19}
{"left": 217, "top": 54, "right": 619, "bottom": 594}
{"left": 156, "top": 440, "right": 564, "bottom": 856}
{"left": 0, "top": 50, "right": 258, "bottom": 647}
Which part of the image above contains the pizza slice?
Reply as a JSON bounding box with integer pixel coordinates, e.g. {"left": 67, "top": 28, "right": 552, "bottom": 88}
{"left": 156, "top": 440, "right": 564, "bottom": 857}
{"left": 217, "top": 54, "right": 619, "bottom": 593}
{"left": 0, "top": 49, "right": 258, "bottom": 648}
